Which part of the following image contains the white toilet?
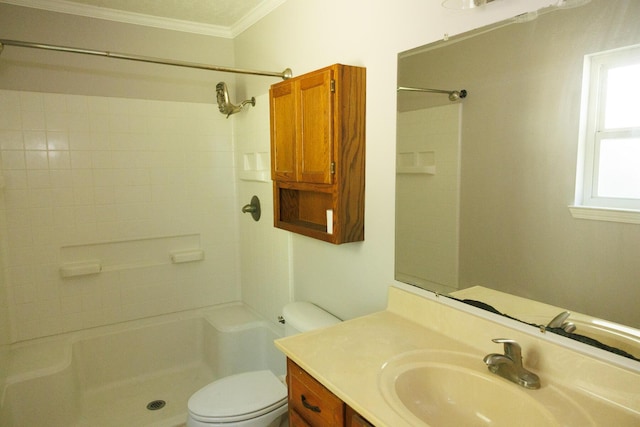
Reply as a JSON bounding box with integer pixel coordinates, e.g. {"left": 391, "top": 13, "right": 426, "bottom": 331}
{"left": 186, "top": 302, "right": 341, "bottom": 427}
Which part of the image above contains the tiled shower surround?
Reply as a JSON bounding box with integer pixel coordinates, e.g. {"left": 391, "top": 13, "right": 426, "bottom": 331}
{"left": 0, "top": 90, "right": 241, "bottom": 343}
{"left": 395, "top": 104, "right": 460, "bottom": 294}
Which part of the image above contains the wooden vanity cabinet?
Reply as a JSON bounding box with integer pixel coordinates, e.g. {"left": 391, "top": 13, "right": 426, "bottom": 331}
{"left": 287, "top": 358, "right": 374, "bottom": 427}
{"left": 269, "top": 64, "right": 366, "bottom": 244}
{"left": 345, "top": 406, "right": 375, "bottom": 427}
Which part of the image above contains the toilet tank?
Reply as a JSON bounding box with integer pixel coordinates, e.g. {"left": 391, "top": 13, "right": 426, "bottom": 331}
{"left": 282, "top": 302, "right": 341, "bottom": 336}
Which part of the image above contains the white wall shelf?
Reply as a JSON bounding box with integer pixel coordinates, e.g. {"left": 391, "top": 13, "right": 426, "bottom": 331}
{"left": 396, "top": 150, "right": 436, "bottom": 175}
{"left": 240, "top": 151, "right": 270, "bottom": 182}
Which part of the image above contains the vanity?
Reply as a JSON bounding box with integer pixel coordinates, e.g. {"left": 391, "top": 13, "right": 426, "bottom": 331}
{"left": 275, "top": 285, "right": 640, "bottom": 426}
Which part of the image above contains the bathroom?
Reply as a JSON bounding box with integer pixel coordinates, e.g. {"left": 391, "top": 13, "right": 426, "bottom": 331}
{"left": 1, "top": 0, "right": 639, "bottom": 426}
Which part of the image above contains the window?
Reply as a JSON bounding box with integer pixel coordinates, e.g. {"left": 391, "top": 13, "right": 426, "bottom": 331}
{"left": 572, "top": 44, "right": 640, "bottom": 223}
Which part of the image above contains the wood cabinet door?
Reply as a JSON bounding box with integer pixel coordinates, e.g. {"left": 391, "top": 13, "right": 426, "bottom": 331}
{"left": 270, "top": 81, "right": 297, "bottom": 181}
{"left": 297, "top": 68, "right": 334, "bottom": 185}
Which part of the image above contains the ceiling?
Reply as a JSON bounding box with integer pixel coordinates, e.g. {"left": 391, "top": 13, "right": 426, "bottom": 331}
{"left": 2, "top": 0, "right": 285, "bottom": 37}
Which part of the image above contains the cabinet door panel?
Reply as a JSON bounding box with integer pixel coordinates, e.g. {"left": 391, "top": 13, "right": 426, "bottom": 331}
{"left": 270, "top": 82, "right": 297, "bottom": 181}
{"left": 298, "top": 69, "right": 333, "bottom": 184}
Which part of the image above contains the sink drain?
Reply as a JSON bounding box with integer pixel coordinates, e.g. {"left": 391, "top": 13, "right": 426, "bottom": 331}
{"left": 146, "top": 400, "right": 166, "bottom": 411}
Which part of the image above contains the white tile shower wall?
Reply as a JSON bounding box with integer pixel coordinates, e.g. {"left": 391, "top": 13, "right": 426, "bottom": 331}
{"left": 0, "top": 90, "right": 241, "bottom": 342}
{"left": 395, "top": 104, "right": 461, "bottom": 293}
{"left": 235, "top": 93, "right": 291, "bottom": 325}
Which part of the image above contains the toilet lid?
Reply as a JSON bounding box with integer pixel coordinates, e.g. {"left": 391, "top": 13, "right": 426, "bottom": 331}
{"left": 188, "top": 370, "right": 287, "bottom": 422}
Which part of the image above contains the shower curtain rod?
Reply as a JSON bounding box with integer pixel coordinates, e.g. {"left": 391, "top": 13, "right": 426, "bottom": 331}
{"left": 0, "top": 38, "right": 293, "bottom": 80}
{"left": 398, "top": 86, "right": 467, "bottom": 101}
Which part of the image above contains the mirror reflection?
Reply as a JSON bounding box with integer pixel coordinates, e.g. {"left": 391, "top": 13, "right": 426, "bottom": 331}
{"left": 395, "top": 0, "right": 640, "bottom": 360}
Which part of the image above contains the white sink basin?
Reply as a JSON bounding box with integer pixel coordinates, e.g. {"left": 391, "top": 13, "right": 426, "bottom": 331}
{"left": 379, "top": 350, "right": 594, "bottom": 427}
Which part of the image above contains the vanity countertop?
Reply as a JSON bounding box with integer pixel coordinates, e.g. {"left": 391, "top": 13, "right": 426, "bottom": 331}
{"left": 275, "top": 285, "right": 640, "bottom": 427}
{"left": 277, "top": 307, "right": 473, "bottom": 426}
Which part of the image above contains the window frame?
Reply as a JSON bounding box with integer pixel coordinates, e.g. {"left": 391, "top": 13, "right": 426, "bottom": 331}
{"left": 572, "top": 44, "right": 640, "bottom": 223}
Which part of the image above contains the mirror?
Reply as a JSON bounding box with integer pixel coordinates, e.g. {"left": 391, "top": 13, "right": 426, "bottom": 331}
{"left": 396, "top": 0, "right": 640, "bottom": 360}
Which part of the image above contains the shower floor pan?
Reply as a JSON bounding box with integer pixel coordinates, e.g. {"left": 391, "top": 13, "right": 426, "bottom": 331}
{"left": 75, "top": 362, "right": 211, "bottom": 427}
{"left": 0, "top": 304, "right": 285, "bottom": 427}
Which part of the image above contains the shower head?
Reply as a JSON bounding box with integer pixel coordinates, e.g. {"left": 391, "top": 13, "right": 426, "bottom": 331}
{"left": 215, "top": 82, "right": 255, "bottom": 118}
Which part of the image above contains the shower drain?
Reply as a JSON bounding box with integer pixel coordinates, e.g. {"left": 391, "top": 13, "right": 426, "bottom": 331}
{"left": 146, "top": 400, "right": 166, "bottom": 411}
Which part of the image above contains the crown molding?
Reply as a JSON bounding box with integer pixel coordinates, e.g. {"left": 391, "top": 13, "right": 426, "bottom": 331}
{"left": 230, "top": 0, "right": 286, "bottom": 38}
{"left": 1, "top": 0, "right": 284, "bottom": 38}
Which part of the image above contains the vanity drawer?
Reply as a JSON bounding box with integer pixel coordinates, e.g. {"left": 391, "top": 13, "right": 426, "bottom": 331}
{"left": 287, "top": 358, "right": 344, "bottom": 426}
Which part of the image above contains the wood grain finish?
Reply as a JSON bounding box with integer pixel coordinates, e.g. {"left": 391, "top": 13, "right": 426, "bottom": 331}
{"left": 270, "top": 82, "right": 296, "bottom": 181}
{"left": 286, "top": 358, "right": 375, "bottom": 427}
{"left": 270, "top": 64, "right": 366, "bottom": 244}
{"left": 287, "top": 359, "right": 344, "bottom": 427}
{"left": 289, "top": 408, "right": 312, "bottom": 427}
{"left": 345, "top": 405, "right": 375, "bottom": 427}
{"left": 298, "top": 68, "right": 333, "bottom": 185}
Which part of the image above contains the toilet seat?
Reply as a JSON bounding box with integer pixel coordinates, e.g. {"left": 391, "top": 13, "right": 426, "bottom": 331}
{"left": 188, "top": 370, "right": 287, "bottom": 423}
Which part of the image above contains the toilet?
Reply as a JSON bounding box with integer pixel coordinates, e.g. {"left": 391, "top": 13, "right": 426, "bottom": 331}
{"left": 186, "top": 302, "right": 341, "bottom": 427}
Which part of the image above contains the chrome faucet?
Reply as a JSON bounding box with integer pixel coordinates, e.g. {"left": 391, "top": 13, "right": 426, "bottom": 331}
{"left": 547, "top": 311, "right": 576, "bottom": 333}
{"left": 483, "top": 338, "right": 541, "bottom": 389}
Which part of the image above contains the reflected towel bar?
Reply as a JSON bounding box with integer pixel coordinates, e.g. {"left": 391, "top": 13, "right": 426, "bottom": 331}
{"left": 398, "top": 86, "right": 467, "bottom": 101}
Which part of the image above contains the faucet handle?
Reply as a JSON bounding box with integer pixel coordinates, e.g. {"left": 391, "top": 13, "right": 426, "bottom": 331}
{"left": 491, "top": 338, "right": 522, "bottom": 360}
{"left": 547, "top": 311, "right": 571, "bottom": 328}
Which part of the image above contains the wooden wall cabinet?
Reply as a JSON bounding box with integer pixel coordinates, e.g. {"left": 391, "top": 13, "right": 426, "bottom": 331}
{"left": 269, "top": 64, "right": 366, "bottom": 244}
{"left": 287, "top": 358, "right": 374, "bottom": 427}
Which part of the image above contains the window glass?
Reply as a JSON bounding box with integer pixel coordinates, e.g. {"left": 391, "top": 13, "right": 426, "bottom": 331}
{"left": 576, "top": 44, "right": 640, "bottom": 214}
{"left": 604, "top": 63, "right": 640, "bottom": 129}
{"left": 597, "top": 137, "right": 640, "bottom": 199}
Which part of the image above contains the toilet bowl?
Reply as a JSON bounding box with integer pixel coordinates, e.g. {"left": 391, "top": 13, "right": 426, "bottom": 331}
{"left": 187, "top": 370, "right": 287, "bottom": 427}
{"left": 186, "top": 302, "right": 340, "bottom": 427}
